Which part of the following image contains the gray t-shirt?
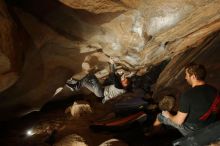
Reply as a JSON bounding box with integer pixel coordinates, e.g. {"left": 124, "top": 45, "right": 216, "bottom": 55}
{"left": 103, "top": 84, "right": 126, "bottom": 101}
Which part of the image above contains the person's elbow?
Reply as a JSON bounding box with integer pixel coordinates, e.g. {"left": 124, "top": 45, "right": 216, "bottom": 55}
{"left": 173, "top": 111, "right": 187, "bottom": 125}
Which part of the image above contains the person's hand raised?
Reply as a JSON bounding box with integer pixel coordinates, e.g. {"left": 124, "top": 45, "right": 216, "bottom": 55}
{"left": 109, "top": 57, "right": 120, "bottom": 64}
{"left": 109, "top": 57, "right": 114, "bottom": 64}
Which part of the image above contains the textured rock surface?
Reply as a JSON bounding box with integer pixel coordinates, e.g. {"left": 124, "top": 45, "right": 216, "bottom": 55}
{"left": 59, "top": 0, "right": 128, "bottom": 14}
{"left": 153, "top": 32, "right": 220, "bottom": 100}
{"left": 0, "top": 0, "right": 28, "bottom": 91}
{"left": 65, "top": 100, "right": 93, "bottom": 118}
{"left": 54, "top": 134, "right": 88, "bottom": 146}
{"left": 0, "top": 0, "right": 220, "bottom": 119}
{"left": 18, "top": 0, "right": 220, "bottom": 68}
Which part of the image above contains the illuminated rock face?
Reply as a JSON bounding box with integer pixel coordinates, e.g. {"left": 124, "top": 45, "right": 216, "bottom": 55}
{"left": 15, "top": 0, "right": 220, "bottom": 68}
{"left": 54, "top": 134, "right": 88, "bottom": 146}
{"left": 0, "top": 0, "right": 220, "bottom": 119}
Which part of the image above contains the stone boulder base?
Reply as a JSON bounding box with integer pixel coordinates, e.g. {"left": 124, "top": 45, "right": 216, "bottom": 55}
{"left": 65, "top": 100, "right": 93, "bottom": 118}
{"left": 54, "top": 134, "right": 88, "bottom": 146}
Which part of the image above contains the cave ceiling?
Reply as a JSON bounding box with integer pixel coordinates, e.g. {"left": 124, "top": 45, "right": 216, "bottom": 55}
{"left": 0, "top": 0, "right": 220, "bottom": 119}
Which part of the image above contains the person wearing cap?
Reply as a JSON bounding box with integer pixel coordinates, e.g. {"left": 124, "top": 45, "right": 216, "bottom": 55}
{"left": 65, "top": 57, "right": 131, "bottom": 103}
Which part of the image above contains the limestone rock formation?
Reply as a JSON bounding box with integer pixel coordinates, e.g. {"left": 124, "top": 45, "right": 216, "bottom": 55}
{"left": 65, "top": 100, "right": 93, "bottom": 119}
{"left": 0, "top": 0, "right": 220, "bottom": 119}
{"left": 0, "top": 0, "right": 28, "bottom": 91}
{"left": 18, "top": 0, "right": 220, "bottom": 67}
{"left": 54, "top": 134, "right": 88, "bottom": 146}
{"left": 153, "top": 33, "right": 220, "bottom": 100}
{"left": 59, "top": 0, "right": 128, "bottom": 14}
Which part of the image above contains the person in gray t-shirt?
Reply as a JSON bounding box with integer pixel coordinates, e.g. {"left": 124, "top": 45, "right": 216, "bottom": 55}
{"left": 65, "top": 58, "right": 131, "bottom": 103}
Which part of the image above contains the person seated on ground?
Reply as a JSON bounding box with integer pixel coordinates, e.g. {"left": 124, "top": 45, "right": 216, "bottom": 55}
{"left": 152, "top": 63, "right": 219, "bottom": 136}
{"left": 159, "top": 95, "right": 176, "bottom": 112}
{"left": 61, "top": 57, "right": 132, "bottom": 104}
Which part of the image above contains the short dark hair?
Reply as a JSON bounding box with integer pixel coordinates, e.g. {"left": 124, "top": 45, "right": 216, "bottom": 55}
{"left": 185, "top": 63, "right": 206, "bottom": 80}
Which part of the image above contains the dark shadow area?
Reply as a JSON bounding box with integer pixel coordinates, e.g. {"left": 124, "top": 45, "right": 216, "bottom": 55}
{"left": 0, "top": 94, "right": 183, "bottom": 146}
{"left": 6, "top": 0, "right": 126, "bottom": 41}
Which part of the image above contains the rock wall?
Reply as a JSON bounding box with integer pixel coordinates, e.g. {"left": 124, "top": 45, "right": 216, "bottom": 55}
{"left": 0, "top": 0, "right": 27, "bottom": 92}
{"left": 0, "top": 0, "right": 220, "bottom": 119}
{"left": 153, "top": 32, "right": 220, "bottom": 101}
{"left": 18, "top": 0, "right": 220, "bottom": 68}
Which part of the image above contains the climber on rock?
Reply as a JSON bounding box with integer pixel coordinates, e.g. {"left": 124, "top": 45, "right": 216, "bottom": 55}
{"left": 55, "top": 57, "right": 132, "bottom": 104}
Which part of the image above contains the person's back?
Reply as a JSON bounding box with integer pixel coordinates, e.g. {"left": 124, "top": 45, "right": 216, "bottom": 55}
{"left": 180, "top": 84, "right": 218, "bottom": 128}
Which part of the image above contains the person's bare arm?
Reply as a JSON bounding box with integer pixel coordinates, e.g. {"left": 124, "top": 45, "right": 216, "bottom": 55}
{"left": 153, "top": 118, "right": 162, "bottom": 126}
{"left": 162, "top": 111, "right": 188, "bottom": 125}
